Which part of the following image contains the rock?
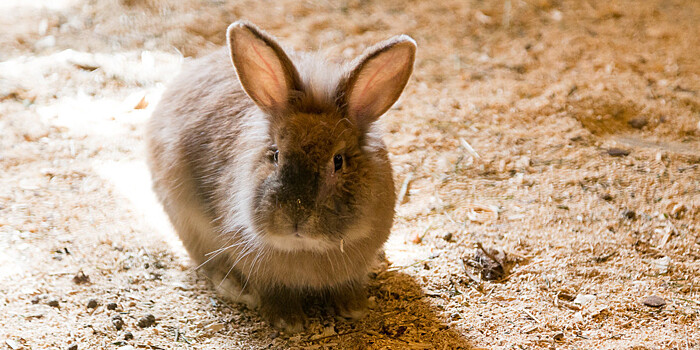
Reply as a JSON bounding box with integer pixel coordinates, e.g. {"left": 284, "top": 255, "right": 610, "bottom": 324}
{"left": 73, "top": 271, "right": 90, "bottom": 284}
{"left": 87, "top": 299, "right": 98, "bottom": 309}
{"left": 112, "top": 315, "right": 124, "bottom": 330}
{"left": 643, "top": 295, "right": 666, "bottom": 308}
{"left": 137, "top": 314, "right": 156, "bottom": 328}
{"left": 107, "top": 302, "right": 118, "bottom": 310}
{"left": 67, "top": 345, "right": 78, "bottom": 350}
{"left": 628, "top": 117, "right": 648, "bottom": 129}
{"left": 607, "top": 148, "right": 630, "bottom": 157}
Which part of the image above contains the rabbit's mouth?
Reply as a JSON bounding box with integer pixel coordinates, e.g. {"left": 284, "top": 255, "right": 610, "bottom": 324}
{"left": 262, "top": 230, "right": 338, "bottom": 253}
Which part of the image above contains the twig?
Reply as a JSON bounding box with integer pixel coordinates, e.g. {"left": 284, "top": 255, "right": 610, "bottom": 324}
{"left": 459, "top": 138, "right": 481, "bottom": 160}
{"left": 397, "top": 172, "right": 414, "bottom": 204}
{"left": 521, "top": 308, "right": 542, "bottom": 324}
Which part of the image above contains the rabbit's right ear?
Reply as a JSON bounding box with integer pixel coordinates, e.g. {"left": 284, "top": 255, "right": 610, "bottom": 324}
{"left": 340, "top": 35, "right": 416, "bottom": 128}
{"left": 227, "top": 21, "right": 302, "bottom": 114}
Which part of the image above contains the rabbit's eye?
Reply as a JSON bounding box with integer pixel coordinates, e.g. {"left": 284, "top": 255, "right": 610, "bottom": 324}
{"left": 333, "top": 154, "right": 343, "bottom": 172}
{"left": 268, "top": 147, "right": 279, "bottom": 164}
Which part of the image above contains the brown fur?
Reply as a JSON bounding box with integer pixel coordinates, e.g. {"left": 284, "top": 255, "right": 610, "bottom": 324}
{"left": 146, "top": 21, "right": 415, "bottom": 332}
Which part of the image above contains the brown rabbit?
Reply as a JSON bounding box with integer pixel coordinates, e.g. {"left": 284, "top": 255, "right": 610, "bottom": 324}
{"left": 146, "top": 20, "right": 415, "bottom": 332}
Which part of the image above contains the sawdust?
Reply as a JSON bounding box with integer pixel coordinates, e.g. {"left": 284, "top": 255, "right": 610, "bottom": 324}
{"left": 1, "top": 0, "right": 699, "bottom": 349}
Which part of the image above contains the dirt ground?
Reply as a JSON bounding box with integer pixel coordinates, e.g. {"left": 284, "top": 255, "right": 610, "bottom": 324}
{"left": 1, "top": 0, "right": 699, "bottom": 349}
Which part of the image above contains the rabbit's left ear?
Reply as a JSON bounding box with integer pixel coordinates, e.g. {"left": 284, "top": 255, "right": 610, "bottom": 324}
{"left": 340, "top": 35, "right": 416, "bottom": 127}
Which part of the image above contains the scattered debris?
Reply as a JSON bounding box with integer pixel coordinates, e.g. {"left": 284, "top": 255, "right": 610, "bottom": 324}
{"left": 442, "top": 232, "right": 453, "bottom": 242}
{"left": 592, "top": 252, "right": 617, "bottom": 263}
{"left": 622, "top": 209, "right": 636, "bottom": 220}
{"left": 411, "top": 223, "right": 432, "bottom": 244}
{"left": 627, "top": 117, "right": 648, "bottom": 129}
{"left": 133, "top": 96, "right": 148, "bottom": 110}
{"left": 459, "top": 137, "right": 481, "bottom": 160}
{"left": 467, "top": 243, "right": 513, "bottom": 281}
{"left": 464, "top": 203, "right": 499, "bottom": 223}
{"left": 573, "top": 294, "right": 596, "bottom": 306}
{"left": 73, "top": 271, "right": 91, "bottom": 284}
{"left": 670, "top": 203, "right": 687, "bottom": 218}
{"left": 5, "top": 339, "right": 23, "bottom": 350}
{"left": 112, "top": 315, "right": 125, "bottom": 330}
{"left": 203, "top": 322, "right": 224, "bottom": 333}
{"left": 137, "top": 314, "right": 156, "bottom": 328}
{"left": 397, "top": 172, "right": 414, "bottom": 204}
{"left": 652, "top": 256, "right": 671, "bottom": 274}
{"left": 643, "top": 295, "right": 666, "bottom": 308}
{"left": 606, "top": 148, "right": 630, "bottom": 157}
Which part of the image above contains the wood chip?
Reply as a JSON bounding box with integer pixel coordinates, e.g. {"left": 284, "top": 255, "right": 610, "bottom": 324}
{"left": 5, "top": 339, "right": 23, "bottom": 350}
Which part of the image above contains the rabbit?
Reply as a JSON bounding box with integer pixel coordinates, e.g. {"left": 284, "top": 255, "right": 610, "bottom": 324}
{"left": 146, "top": 20, "right": 415, "bottom": 332}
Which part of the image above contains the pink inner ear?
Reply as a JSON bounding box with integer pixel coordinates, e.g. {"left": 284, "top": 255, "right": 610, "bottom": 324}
{"left": 353, "top": 51, "right": 396, "bottom": 108}
{"left": 230, "top": 26, "right": 293, "bottom": 111}
{"left": 348, "top": 47, "right": 411, "bottom": 120}
{"left": 249, "top": 43, "right": 282, "bottom": 101}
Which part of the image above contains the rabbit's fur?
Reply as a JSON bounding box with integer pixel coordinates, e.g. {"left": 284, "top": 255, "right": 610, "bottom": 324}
{"left": 147, "top": 21, "right": 415, "bottom": 332}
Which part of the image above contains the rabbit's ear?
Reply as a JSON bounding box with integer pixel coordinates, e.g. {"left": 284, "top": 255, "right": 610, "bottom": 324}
{"left": 227, "top": 21, "right": 301, "bottom": 114}
{"left": 341, "top": 35, "right": 416, "bottom": 127}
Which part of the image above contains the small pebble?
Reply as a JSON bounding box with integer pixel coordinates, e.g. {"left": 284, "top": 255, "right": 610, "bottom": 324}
{"left": 73, "top": 271, "right": 91, "bottom": 284}
{"left": 67, "top": 345, "right": 78, "bottom": 350}
{"left": 124, "top": 332, "right": 134, "bottom": 340}
{"left": 442, "top": 232, "right": 453, "bottom": 242}
{"left": 627, "top": 117, "right": 648, "bottom": 129}
{"left": 107, "top": 302, "right": 118, "bottom": 310}
{"left": 112, "top": 315, "right": 124, "bottom": 330}
{"left": 643, "top": 295, "right": 666, "bottom": 308}
{"left": 47, "top": 299, "right": 60, "bottom": 308}
{"left": 137, "top": 314, "right": 156, "bottom": 328}
{"left": 87, "top": 299, "right": 98, "bottom": 309}
{"left": 607, "top": 148, "right": 630, "bottom": 157}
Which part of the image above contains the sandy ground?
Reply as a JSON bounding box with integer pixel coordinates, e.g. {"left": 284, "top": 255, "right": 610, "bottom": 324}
{"left": 1, "top": 0, "right": 699, "bottom": 349}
